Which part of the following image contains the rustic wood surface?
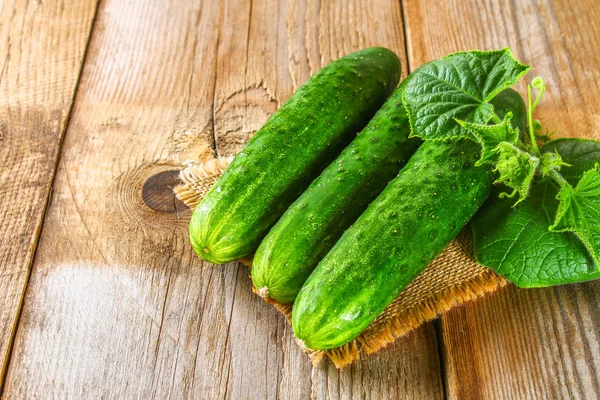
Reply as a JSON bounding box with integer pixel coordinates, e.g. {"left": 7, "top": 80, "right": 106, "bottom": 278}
{"left": 0, "top": 0, "right": 100, "bottom": 388}
{"left": 0, "top": 0, "right": 598, "bottom": 398}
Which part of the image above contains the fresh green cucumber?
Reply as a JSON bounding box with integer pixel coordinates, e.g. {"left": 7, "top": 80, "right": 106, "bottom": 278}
{"left": 190, "top": 47, "right": 401, "bottom": 264}
{"left": 292, "top": 89, "right": 526, "bottom": 350}
{"left": 252, "top": 79, "right": 421, "bottom": 304}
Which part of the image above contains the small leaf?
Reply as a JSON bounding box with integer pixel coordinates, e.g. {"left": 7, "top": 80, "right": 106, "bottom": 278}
{"left": 542, "top": 138, "right": 600, "bottom": 184}
{"left": 550, "top": 164, "right": 600, "bottom": 265}
{"left": 490, "top": 88, "right": 527, "bottom": 133}
{"left": 492, "top": 142, "right": 539, "bottom": 205}
{"left": 532, "top": 119, "right": 554, "bottom": 144}
{"left": 473, "top": 102, "right": 495, "bottom": 124}
{"left": 403, "top": 48, "right": 530, "bottom": 141}
{"left": 456, "top": 113, "right": 519, "bottom": 166}
{"left": 539, "top": 151, "right": 569, "bottom": 177}
{"left": 473, "top": 138, "right": 600, "bottom": 287}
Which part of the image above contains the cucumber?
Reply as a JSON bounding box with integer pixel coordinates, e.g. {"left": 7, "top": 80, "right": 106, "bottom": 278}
{"left": 252, "top": 79, "right": 420, "bottom": 304}
{"left": 190, "top": 47, "right": 401, "bottom": 264}
{"left": 292, "top": 89, "right": 526, "bottom": 350}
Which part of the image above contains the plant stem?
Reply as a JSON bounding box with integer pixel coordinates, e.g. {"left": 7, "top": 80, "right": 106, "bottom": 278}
{"left": 527, "top": 85, "right": 541, "bottom": 156}
{"left": 491, "top": 114, "right": 502, "bottom": 124}
{"left": 548, "top": 168, "right": 569, "bottom": 189}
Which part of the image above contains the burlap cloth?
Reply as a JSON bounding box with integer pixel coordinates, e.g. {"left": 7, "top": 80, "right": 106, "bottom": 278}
{"left": 175, "top": 154, "right": 508, "bottom": 368}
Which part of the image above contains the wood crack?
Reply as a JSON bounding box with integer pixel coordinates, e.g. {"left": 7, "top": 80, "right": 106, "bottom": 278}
{"left": 153, "top": 261, "right": 174, "bottom": 371}
{"left": 210, "top": 27, "right": 222, "bottom": 157}
{"left": 221, "top": 266, "right": 241, "bottom": 399}
{"left": 185, "top": 5, "right": 202, "bottom": 117}
{"left": 0, "top": 44, "right": 11, "bottom": 88}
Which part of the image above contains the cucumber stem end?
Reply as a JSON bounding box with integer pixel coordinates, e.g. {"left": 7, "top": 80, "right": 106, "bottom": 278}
{"left": 257, "top": 286, "right": 270, "bottom": 299}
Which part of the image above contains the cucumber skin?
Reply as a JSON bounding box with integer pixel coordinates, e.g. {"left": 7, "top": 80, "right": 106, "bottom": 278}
{"left": 252, "top": 80, "right": 421, "bottom": 304}
{"left": 190, "top": 47, "right": 401, "bottom": 264}
{"left": 292, "top": 139, "right": 493, "bottom": 349}
{"left": 292, "top": 89, "right": 527, "bottom": 350}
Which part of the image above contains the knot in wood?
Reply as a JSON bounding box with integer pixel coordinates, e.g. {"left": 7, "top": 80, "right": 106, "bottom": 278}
{"left": 142, "top": 170, "right": 186, "bottom": 213}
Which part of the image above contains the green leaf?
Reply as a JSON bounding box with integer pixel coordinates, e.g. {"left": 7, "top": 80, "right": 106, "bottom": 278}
{"left": 403, "top": 48, "right": 530, "bottom": 141}
{"left": 550, "top": 164, "right": 600, "bottom": 265}
{"left": 472, "top": 138, "right": 600, "bottom": 287}
{"left": 542, "top": 138, "right": 600, "bottom": 184}
{"left": 473, "top": 180, "right": 599, "bottom": 287}
{"left": 539, "top": 151, "right": 569, "bottom": 177}
{"left": 492, "top": 142, "right": 539, "bottom": 205}
{"left": 490, "top": 88, "right": 528, "bottom": 133}
{"left": 456, "top": 113, "right": 519, "bottom": 166}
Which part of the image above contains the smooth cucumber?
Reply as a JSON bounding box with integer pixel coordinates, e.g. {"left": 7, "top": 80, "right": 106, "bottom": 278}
{"left": 252, "top": 79, "right": 421, "bottom": 304}
{"left": 292, "top": 89, "right": 526, "bottom": 350}
{"left": 190, "top": 47, "right": 401, "bottom": 264}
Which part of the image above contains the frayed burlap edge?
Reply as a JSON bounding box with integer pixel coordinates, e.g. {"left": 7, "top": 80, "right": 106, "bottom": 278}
{"left": 175, "top": 156, "right": 508, "bottom": 368}
{"left": 174, "top": 157, "right": 234, "bottom": 207}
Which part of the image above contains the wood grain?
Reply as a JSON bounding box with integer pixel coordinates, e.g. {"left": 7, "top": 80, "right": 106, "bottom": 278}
{"left": 440, "top": 283, "right": 600, "bottom": 399}
{"left": 3, "top": 0, "right": 443, "bottom": 398}
{"left": 0, "top": 0, "right": 99, "bottom": 389}
{"left": 403, "top": 0, "right": 600, "bottom": 398}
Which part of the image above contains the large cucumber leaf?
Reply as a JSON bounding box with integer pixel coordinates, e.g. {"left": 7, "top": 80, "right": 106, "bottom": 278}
{"left": 472, "top": 138, "right": 600, "bottom": 287}
{"left": 550, "top": 164, "right": 600, "bottom": 265}
{"left": 403, "top": 48, "right": 530, "bottom": 141}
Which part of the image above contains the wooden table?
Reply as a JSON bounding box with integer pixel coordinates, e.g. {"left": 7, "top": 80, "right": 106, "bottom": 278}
{"left": 1, "top": 0, "right": 599, "bottom": 398}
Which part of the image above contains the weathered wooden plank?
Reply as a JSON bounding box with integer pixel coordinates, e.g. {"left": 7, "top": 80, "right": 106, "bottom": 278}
{"left": 0, "top": 0, "right": 99, "bottom": 390}
{"left": 403, "top": 0, "right": 600, "bottom": 398}
{"left": 3, "top": 0, "right": 444, "bottom": 398}
{"left": 440, "top": 283, "right": 600, "bottom": 399}
{"left": 2, "top": 0, "right": 222, "bottom": 396}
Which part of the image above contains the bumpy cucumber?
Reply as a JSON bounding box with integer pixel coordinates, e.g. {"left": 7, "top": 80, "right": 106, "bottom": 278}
{"left": 190, "top": 47, "right": 401, "bottom": 264}
{"left": 292, "top": 89, "right": 526, "bottom": 350}
{"left": 252, "top": 79, "right": 420, "bottom": 304}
